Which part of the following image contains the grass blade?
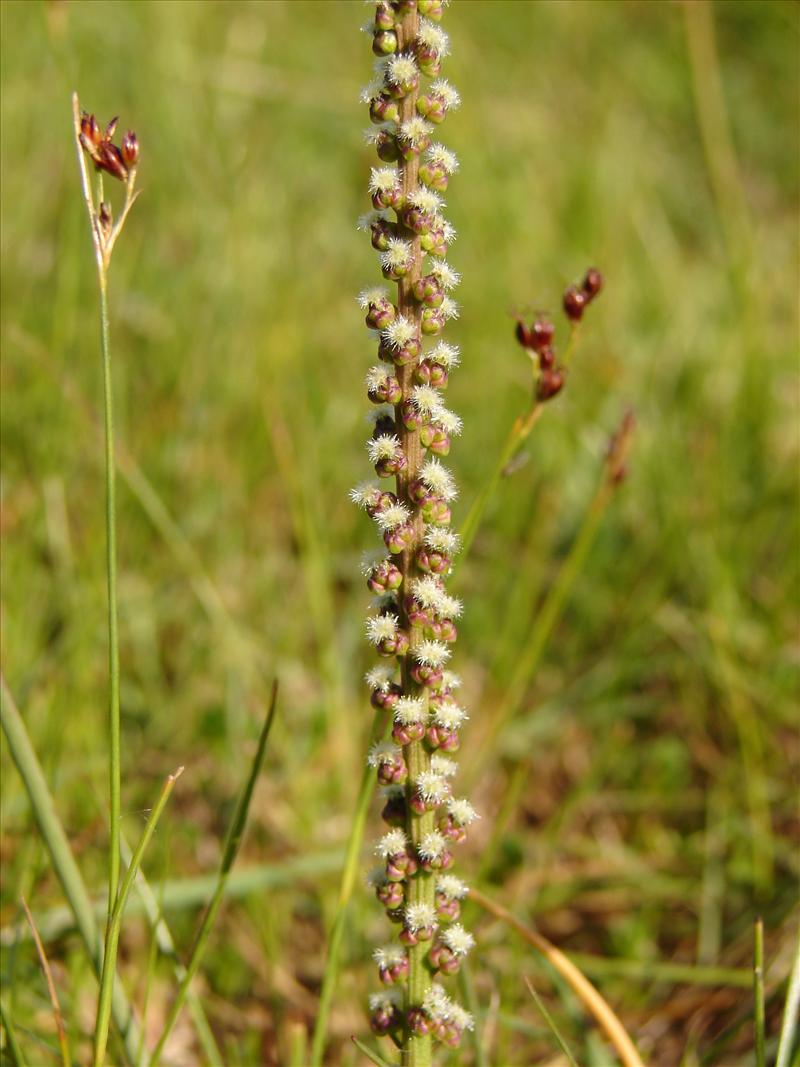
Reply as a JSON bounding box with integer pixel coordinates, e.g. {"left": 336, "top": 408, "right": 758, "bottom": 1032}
{"left": 469, "top": 887, "right": 644, "bottom": 1067}
{"left": 0, "top": 677, "right": 143, "bottom": 1064}
{"left": 523, "top": 976, "right": 580, "bottom": 1067}
{"left": 351, "top": 1035, "right": 396, "bottom": 1067}
{"left": 0, "top": 997, "right": 29, "bottom": 1067}
{"left": 776, "top": 925, "right": 800, "bottom": 1067}
{"left": 94, "top": 766, "right": 184, "bottom": 1066}
{"left": 119, "top": 834, "right": 224, "bottom": 1067}
{"left": 20, "top": 897, "right": 70, "bottom": 1067}
{"left": 309, "top": 711, "right": 389, "bottom": 1066}
{"left": 150, "top": 682, "right": 279, "bottom": 1064}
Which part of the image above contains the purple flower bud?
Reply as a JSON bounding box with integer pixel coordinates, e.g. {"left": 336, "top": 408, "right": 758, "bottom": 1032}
{"left": 374, "top": 2, "right": 395, "bottom": 30}
{"left": 384, "top": 522, "right": 415, "bottom": 555}
{"left": 376, "top": 879, "right": 405, "bottom": 908}
{"left": 400, "top": 399, "right": 427, "bottom": 432}
{"left": 369, "top": 94, "right": 401, "bottom": 124}
{"left": 365, "top": 296, "right": 397, "bottom": 331}
{"left": 416, "top": 546, "right": 450, "bottom": 575}
{"left": 420, "top": 427, "right": 451, "bottom": 458}
{"left": 417, "top": 94, "right": 447, "bottom": 124}
{"left": 419, "top": 160, "right": 449, "bottom": 192}
{"left": 413, "top": 274, "right": 445, "bottom": 307}
{"left": 410, "top": 662, "right": 443, "bottom": 689}
{"left": 420, "top": 496, "right": 451, "bottom": 524}
{"left": 418, "top": 0, "right": 445, "bottom": 17}
{"left": 374, "top": 128, "right": 400, "bottom": 162}
{"left": 371, "top": 683, "right": 401, "bottom": 712}
{"left": 392, "top": 719, "right": 426, "bottom": 744}
{"left": 421, "top": 306, "right": 446, "bottom": 335}
{"left": 374, "top": 451, "right": 407, "bottom": 478}
{"left": 407, "top": 1008, "right": 430, "bottom": 1036}
{"left": 372, "top": 29, "right": 398, "bottom": 55}
{"left": 366, "top": 558, "right": 403, "bottom": 595}
{"left": 381, "top": 791, "right": 407, "bottom": 826}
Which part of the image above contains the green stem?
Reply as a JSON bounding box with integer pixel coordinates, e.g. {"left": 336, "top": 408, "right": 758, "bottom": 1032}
{"left": 0, "top": 997, "right": 29, "bottom": 1067}
{"left": 151, "top": 684, "right": 278, "bottom": 1065}
{"left": 98, "top": 273, "right": 122, "bottom": 924}
{"left": 0, "top": 678, "right": 143, "bottom": 1064}
{"left": 93, "top": 767, "right": 182, "bottom": 1067}
{"left": 754, "top": 918, "right": 766, "bottom": 1067}
{"left": 775, "top": 924, "right": 800, "bottom": 1067}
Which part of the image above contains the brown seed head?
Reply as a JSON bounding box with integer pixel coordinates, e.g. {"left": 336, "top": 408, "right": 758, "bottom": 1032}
{"left": 121, "top": 131, "right": 139, "bottom": 168}
{"left": 582, "top": 267, "right": 603, "bottom": 300}
{"left": 562, "top": 285, "right": 586, "bottom": 322}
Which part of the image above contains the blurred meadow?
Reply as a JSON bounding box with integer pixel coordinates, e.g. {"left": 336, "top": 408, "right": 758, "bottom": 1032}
{"left": 1, "top": 0, "right": 798, "bottom": 1064}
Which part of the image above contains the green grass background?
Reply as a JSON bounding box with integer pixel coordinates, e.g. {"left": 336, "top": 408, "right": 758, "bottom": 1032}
{"left": 1, "top": 1, "right": 798, "bottom": 1064}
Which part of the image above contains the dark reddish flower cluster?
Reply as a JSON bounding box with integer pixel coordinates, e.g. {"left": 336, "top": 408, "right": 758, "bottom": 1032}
{"left": 79, "top": 113, "right": 138, "bottom": 183}
{"left": 515, "top": 268, "right": 604, "bottom": 402}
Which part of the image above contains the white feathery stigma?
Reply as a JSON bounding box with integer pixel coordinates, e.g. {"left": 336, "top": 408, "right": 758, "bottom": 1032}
{"left": 424, "top": 527, "right": 460, "bottom": 554}
{"left": 411, "top": 574, "right": 447, "bottom": 610}
{"left": 393, "top": 695, "right": 427, "bottom": 725}
{"left": 380, "top": 237, "right": 413, "bottom": 274}
{"left": 386, "top": 53, "right": 418, "bottom": 87}
{"left": 414, "top": 639, "right": 451, "bottom": 668}
{"left": 410, "top": 384, "right": 444, "bottom": 417}
{"left": 349, "top": 482, "right": 380, "bottom": 508}
{"left": 448, "top": 1003, "right": 475, "bottom": 1031}
{"left": 399, "top": 116, "right": 432, "bottom": 148}
{"left": 441, "top": 670, "right": 462, "bottom": 690}
{"left": 420, "top": 457, "right": 458, "bottom": 499}
{"left": 367, "top": 741, "right": 401, "bottom": 767}
{"left": 441, "top": 923, "right": 475, "bottom": 957}
{"left": 404, "top": 902, "right": 438, "bottom": 932}
{"left": 426, "top": 143, "right": 459, "bottom": 174}
{"left": 430, "top": 754, "right": 459, "bottom": 778}
{"left": 430, "top": 78, "right": 461, "bottom": 110}
{"left": 415, "top": 771, "right": 450, "bottom": 804}
{"left": 448, "top": 797, "right": 480, "bottom": 825}
{"left": 369, "top": 166, "right": 400, "bottom": 194}
{"left": 428, "top": 260, "right": 461, "bottom": 290}
{"left": 374, "top": 502, "right": 410, "bottom": 530}
{"left": 367, "top": 434, "right": 401, "bottom": 462}
{"left": 436, "top": 874, "right": 469, "bottom": 899}
{"left": 433, "top": 700, "right": 468, "bottom": 730}
{"left": 438, "top": 592, "right": 463, "bottom": 619}
{"left": 358, "top": 286, "right": 390, "bottom": 309}
{"left": 365, "top": 665, "right": 395, "bottom": 691}
{"left": 373, "top": 944, "right": 406, "bottom": 967}
{"left": 357, "top": 209, "right": 388, "bottom": 231}
{"left": 433, "top": 405, "right": 463, "bottom": 436}
{"left": 381, "top": 313, "right": 416, "bottom": 348}
{"left": 417, "top": 19, "right": 450, "bottom": 57}
{"left": 365, "top": 614, "right": 398, "bottom": 643}
{"left": 408, "top": 187, "right": 444, "bottom": 215}
{"left": 422, "top": 985, "right": 452, "bottom": 1022}
{"left": 427, "top": 340, "right": 461, "bottom": 368}
{"left": 365, "top": 364, "right": 391, "bottom": 390}
{"left": 369, "top": 990, "right": 401, "bottom": 1012}
{"left": 375, "top": 829, "right": 408, "bottom": 857}
{"left": 418, "top": 830, "right": 448, "bottom": 860}
{"left": 440, "top": 295, "right": 460, "bottom": 320}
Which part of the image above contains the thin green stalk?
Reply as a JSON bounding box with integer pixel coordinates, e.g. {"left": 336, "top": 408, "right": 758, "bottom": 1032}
{"left": 523, "top": 976, "right": 579, "bottom": 1067}
{"left": 0, "top": 677, "right": 143, "bottom": 1064}
{"left": 150, "top": 683, "right": 278, "bottom": 1065}
{"left": 99, "top": 272, "right": 121, "bottom": 924}
{"left": 119, "top": 835, "right": 223, "bottom": 1067}
{"left": 0, "top": 997, "right": 29, "bottom": 1067}
{"left": 776, "top": 926, "right": 800, "bottom": 1067}
{"left": 351, "top": 1035, "right": 397, "bottom": 1067}
{"left": 458, "top": 402, "right": 543, "bottom": 564}
{"left": 754, "top": 918, "right": 766, "bottom": 1067}
{"left": 310, "top": 712, "right": 388, "bottom": 1067}
{"left": 94, "top": 766, "right": 184, "bottom": 1067}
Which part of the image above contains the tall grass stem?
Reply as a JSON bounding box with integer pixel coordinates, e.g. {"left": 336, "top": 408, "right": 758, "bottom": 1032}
{"left": 0, "top": 677, "right": 143, "bottom": 1064}
{"left": 150, "top": 682, "right": 278, "bottom": 1064}
{"left": 93, "top": 766, "right": 183, "bottom": 1067}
